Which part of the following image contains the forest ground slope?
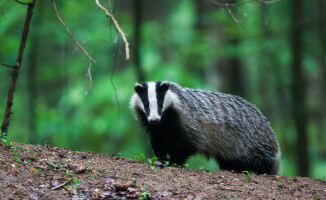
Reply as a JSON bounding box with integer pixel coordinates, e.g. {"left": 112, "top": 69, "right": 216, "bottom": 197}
{"left": 0, "top": 141, "right": 325, "bottom": 199}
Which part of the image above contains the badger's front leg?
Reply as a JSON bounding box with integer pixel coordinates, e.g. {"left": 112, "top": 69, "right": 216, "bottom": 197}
{"left": 153, "top": 148, "right": 168, "bottom": 163}
{"left": 169, "top": 149, "right": 192, "bottom": 166}
{"left": 150, "top": 138, "right": 169, "bottom": 163}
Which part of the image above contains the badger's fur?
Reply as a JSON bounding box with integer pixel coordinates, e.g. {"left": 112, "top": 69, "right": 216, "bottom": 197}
{"left": 130, "top": 81, "right": 280, "bottom": 175}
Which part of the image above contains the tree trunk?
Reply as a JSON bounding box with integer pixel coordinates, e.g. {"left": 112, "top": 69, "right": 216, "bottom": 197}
{"left": 133, "top": 0, "right": 145, "bottom": 82}
{"left": 1, "top": 1, "right": 36, "bottom": 136}
{"left": 27, "top": 36, "right": 38, "bottom": 143}
{"left": 317, "top": 0, "right": 326, "bottom": 150}
{"left": 291, "top": 0, "right": 309, "bottom": 177}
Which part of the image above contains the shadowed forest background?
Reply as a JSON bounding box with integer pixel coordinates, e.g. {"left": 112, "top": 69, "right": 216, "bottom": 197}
{"left": 0, "top": 0, "right": 325, "bottom": 179}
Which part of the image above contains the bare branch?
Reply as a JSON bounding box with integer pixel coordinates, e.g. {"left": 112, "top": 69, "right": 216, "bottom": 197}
{"left": 95, "top": 0, "right": 130, "bottom": 60}
{"left": 51, "top": 0, "right": 96, "bottom": 64}
{"left": 226, "top": 7, "right": 239, "bottom": 24}
{"left": 51, "top": 0, "right": 96, "bottom": 92}
{"left": 14, "top": 0, "right": 31, "bottom": 6}
{"left": 85, "top": 60, "right": 93, "bottom": 95}
{"left": 1, "top": 64, "right": 15, "bottom": 68}
{"left": 210, "top": 0, "right": 280, "bottom": 7}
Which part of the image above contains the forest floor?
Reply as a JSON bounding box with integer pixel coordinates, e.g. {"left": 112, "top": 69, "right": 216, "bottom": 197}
{"left": 0, "top": 141, "right": 325, "bottom": 200}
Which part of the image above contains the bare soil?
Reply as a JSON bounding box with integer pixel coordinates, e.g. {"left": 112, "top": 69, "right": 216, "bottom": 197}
{"left": 0, "top": 141, "right": 325, "bottom": 200}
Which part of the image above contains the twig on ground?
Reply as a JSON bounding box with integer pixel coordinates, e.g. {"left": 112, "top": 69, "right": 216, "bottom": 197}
{"left": 51, "top": 178, "right": 74, "bottom": 190}
{"left": 95, "top": 0, "right": 130, "bottom": 60}
{"left": 51, "top": 0, "right": 96, "bottom": 91}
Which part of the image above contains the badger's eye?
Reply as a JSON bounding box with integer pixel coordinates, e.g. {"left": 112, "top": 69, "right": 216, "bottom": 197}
{"left": 144, "top": 103, "right": 149, "bottom": 107}
{"left": 158, "top": 104, "right": 163, "bottom": 108}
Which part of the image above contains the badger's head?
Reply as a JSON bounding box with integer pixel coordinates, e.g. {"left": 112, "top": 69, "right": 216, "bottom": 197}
{"left": 130, "top": 81, "right": 179, "bottom": 125}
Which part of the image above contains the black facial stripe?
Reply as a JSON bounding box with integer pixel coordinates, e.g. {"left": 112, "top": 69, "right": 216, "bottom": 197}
{"left": 137, "top": 83, "right": 150, "bottom": 117}
{"left": 156, "top": 81, "right": 167, "bottom": 115}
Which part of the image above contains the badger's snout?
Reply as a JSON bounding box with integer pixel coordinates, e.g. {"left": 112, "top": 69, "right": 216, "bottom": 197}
{"left": 149, "top": 117, "right": 160, "bottom": 125}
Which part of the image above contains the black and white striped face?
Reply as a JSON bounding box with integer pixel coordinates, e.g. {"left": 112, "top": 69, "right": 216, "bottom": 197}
{"left": 130, "top": 81, "right": 171, "bottom": 125}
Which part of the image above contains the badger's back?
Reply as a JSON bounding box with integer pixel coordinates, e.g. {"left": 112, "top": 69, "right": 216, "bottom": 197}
{"left": 169, "top": 83, "right": 280, "bottom": 174}
{"left": 130, "top": 81, "right": 280, "bottom": 174}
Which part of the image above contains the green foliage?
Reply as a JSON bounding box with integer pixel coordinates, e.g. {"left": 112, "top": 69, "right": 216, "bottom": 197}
{"left": 242, "top": 171, "right": 254, "bottom": 181}
{"left": 73, "top": 178, "right": 80, "bottom": 187}
{"left": 139, "top": 188, "right": 150, "bottom": 200}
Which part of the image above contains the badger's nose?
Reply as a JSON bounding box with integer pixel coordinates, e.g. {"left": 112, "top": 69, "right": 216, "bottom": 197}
{"left": 149, "top": 118, "right": 160, "bottom": 125}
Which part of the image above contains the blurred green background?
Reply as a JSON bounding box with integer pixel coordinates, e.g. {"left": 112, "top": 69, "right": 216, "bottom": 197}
{"left": 0, "top": 0, "right": 325, "bottom": 178}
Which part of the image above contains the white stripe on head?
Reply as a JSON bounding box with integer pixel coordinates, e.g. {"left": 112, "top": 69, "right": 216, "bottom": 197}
{"left": 162, "top": 90, "right": 181, "bottom": 112}
{"left": 147, "top": 82, "right": 160, "bottom": 121}
{"left": 130, "top": 93, "right": 145, "bottom": 113}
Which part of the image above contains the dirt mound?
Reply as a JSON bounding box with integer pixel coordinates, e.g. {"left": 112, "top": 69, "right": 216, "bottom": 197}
{"left": 0, "top": 141, "right": 325, "bottom": 199}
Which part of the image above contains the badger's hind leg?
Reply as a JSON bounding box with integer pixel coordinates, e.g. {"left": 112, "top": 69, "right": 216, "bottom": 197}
{"left": 268, "top": 160, "right": 280, "bottom": 175}
{"left": 217, "top": 158, "right": 246, "bottom": 173}
{"left": 217, "top": 157, "right": 280, "bottom": 175}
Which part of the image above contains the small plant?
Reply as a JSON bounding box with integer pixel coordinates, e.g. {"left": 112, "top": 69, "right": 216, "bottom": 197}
{"left": 1, "top": 136, "right": 14, "bottom": 147}
{"left": 1, "top": 137, "right": 7, "bottom": 146}
{"left": 65, "top": 170, "right": 74, "bottom": 176}
{"left": 242, "top": 170, "right": 249, "bottom": 175}
{"left": 165, "top": 166, "right": 173, "bottom": 175}
{"left": 43, "top": 139, "right": 49, "bottom": 146}
{"left": 34, "top": 168, "right": 42, "bottom": 173}
{"left": 242, "top": 171, "right": 254, "bottom": 181}
{"left": 278, "top": 184, "right": 286, "bottom": 189}
{"left": 139, "top": 189, "right": 150, "bottom": 200}
{"left": 313, "top": 194, "right": 319, "bottom": 200}
{"left": 0, "top": 132, "right": 6, "bottom": 140}
{"left": 147, "top": 157, "right": 158, "bottom": 165}
{"left": 73, "top": 178, "right": 80, "bottom": 187}
{"left": 147, "top": 157, "right": 161, "bottom": 169}
{"left": 199, "top": 166, "right": 207, "bottom": 173}
{"left": 133, "top": 154, "right": 146, "bottom": 162}
{"left": 28, "top": 150, "right": 36, "bottom": 155}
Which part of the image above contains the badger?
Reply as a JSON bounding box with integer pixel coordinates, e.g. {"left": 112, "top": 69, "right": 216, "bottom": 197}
{"left": 130, "top": 81, "right": 280, "bottom": 175}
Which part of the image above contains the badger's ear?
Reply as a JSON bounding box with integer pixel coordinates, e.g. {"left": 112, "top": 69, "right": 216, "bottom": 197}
{"left": 159, "top": 81, "right": 169, "bottom": 91}
{"left": 134, "top": 82, "right": 143, "bottom": 93}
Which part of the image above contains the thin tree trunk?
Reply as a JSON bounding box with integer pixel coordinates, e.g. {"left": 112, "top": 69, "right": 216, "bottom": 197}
{"left": 27, "top": 36, "right": 38, "bottom": 143}
{"left": 217, "top": 1, "right": 244, "bottom": 97}
{"left": 227, "top": 46, "right": 244, "bottom": 97}
{"left": 27, "top": 0, "right": 44, "bottom": 144}
{"left": 133, "top": 0, "right": 145, "bottom": 82}
{"left": 317, "top": 0, "right": 326, "bottom": 147}
{"left": 133, "top": 0, "right": 152, "bottom": 157}
{"left": 291, "top": 0, "right": 309, "bottom": 177}
{"left": 1, "top": 1, "right": 36, "bottom": 136}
